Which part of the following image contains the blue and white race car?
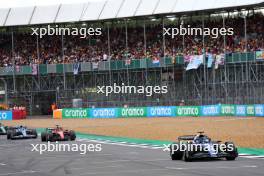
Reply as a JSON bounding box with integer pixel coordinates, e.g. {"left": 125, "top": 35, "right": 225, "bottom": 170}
{"left": 170, "top": 132, "right": 238, "bottom": 161}
{"left": 7, "top": 126, "right": 38, "bottom": 140}
{"left": 0, "top": 123, "right": 8, "bottom": 135}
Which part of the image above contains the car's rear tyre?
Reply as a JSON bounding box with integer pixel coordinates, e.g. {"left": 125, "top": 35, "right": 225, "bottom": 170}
{"left": 41, "top": 132, "right": 47, "bottom": 142}
{"left": 64, "top": 134, "right": 70, "bottom": 141}
{"left": 170, "top": 143, "right": 183, "bottom": 160}
{"left": 32, "top": 129, "right": 38, "bottom": 139}
{"left": 46, "top": 133, "right": 53, "bottom": 142}
{"left": 69, "top": 130, "right": 76, "bottom": 141}
{"left": 225, "top": 142, "right": 238, "bottom": 161}
{"left": 10, "top": 131, "right": 15, "bottom": 140}
{"left": 7, "top": 131, "right": 11, "bottom": 140}
{"left": 182, "top": 150, "right": 192, "bottom": 162}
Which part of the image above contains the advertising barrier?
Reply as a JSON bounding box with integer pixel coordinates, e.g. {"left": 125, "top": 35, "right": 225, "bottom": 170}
{"left": 235, "top": 105, "right": 247, "bottom": 116}
{"left": 254, "top": 104, "right": 264, "bottom": 116}
{"left": 201, "top": 105, "right": 220, "bottom": 116}
{"left": 56, "top": 104, "right": 264, "bottom": 119}
{"left": 0, "top": 111, "right": 12, "bottom": 120}
{"left": 176, "top": 106, "right": 200, "bottom": 116}
{"left": 220, "top": 104, "right": 235, "bottom": 116}
{"left": 147, "top": 106, "right": 176, "bottom": 117}
{"left": 89, "top": 108, "right": 119, "bottom": 118}
{"left": 246, "top": 105, "right": 255, "bottom": 116}
{"left": 62, "top": 108, "right": 89, "bottom": 119}
{"left": 120, "top": 107, "right": 147, "bottom": 118}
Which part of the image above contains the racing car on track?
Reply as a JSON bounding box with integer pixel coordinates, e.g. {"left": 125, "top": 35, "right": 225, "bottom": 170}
{"left": 170, "top": 132, "right": 238, "bottom": 161}
{"left": 41, "top": 125, "right": 76, "bottom": 142}
{"left": 7, "top": 126, "right": 38, "bottom": 139}
{"left": 0, "top": 123, "right": 8, "bottom": 135}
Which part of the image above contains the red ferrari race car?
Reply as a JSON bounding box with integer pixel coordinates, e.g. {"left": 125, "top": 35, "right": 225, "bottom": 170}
{"left": 41, "top": 125, "right": 76, "bottom": 142}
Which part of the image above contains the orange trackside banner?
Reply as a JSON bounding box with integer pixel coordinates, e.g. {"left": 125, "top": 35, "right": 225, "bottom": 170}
{"left": 53, "top": 109, "right": 62, "bottom": 119}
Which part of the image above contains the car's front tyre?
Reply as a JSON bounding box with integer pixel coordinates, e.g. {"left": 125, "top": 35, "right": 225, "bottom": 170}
{"left": 69, "top": 130, "right": 76, "bottom": 141}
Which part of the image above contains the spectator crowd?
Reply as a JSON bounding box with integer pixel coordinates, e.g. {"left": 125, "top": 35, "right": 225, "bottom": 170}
{"left": 0, "top": 13, "right": 263, "bottom": 67}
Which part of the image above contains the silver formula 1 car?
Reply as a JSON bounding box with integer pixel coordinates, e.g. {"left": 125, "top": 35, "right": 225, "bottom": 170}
{"left": 7, "top": 126, "right": 38, "bottom": 140}
{"left": 170, "top": 132, "right": 238, "bottom": 161}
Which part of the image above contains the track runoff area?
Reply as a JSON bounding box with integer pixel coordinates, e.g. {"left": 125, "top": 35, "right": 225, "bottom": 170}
{"left": 0, "top": 133, "right": 263, "bottom": 176}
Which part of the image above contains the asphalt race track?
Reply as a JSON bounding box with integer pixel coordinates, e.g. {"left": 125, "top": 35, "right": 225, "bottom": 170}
{"left": 0, "top": 136, "right": 263, "bottom": 176}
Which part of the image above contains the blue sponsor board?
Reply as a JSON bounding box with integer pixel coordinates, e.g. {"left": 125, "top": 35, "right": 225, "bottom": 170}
{"left": 235, "top": 105, "right": 247, "bottom": 116}
{"left": 254, "top": 104, "right": 264, "bottom": 116}
{"left": 201, "top": 105, "right": 220, "bottom": 116}
{"left": 0, "top": 111, "right": 12, "bottom": 120}
{"left": 147, "top": 106, "right": 176, "bottom": 117}
{"left": 89, "top": 108, "right": 118, "bottom": 118}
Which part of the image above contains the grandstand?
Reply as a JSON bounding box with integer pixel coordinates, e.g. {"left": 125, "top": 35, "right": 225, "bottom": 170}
{"left": 0, "top": 0, "right": 263, "bottom": 115}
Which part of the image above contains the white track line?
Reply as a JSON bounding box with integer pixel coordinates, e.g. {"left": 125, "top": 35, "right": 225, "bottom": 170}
{"left": 0, "top": 170, "right": 38, "bottom": 176}
{"left": 166, "top": 165, "right": 258, "bottom": 170}
{"left": 77, "top": 138, "right": 163, "bottom": 149}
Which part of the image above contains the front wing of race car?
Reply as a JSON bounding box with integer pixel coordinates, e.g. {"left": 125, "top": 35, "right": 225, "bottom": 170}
{"left": 10, "top": 134, "right": 37, "bottom": 139}
{"left": 187, "top": 150, "right": 238, "bottom": 159}
{"left": 0, "top": 126, "right": 7, "bottom": 135}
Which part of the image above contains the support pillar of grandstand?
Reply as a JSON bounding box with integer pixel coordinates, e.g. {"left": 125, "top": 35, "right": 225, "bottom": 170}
{"left": 143, "top": 19, "right": 147, "bottom": 56}
{"left": 36, "top": 34, "right": 41, "bottom": 90}
{"left": 11, "top": 30, "right": 16, "bottom": 93}
{"left": 106, "top": 22, "right": 113, "bottom": 87}
{"left": 162, "top": 17, "right": 166, "bottom": 58}
{"left": 181, "top": 20, "right": 185, "bottom": 53}
{"left": 124, "top": 19, "right": 130, "bottom": 86}
{"left": 202, "top": 14, "right": 207, "bottom": 105}
{"left": 61, "top": 29, "right": 66, "bottom": 90}
{"left": 222, "top": 13, "right": 228, "bottom": 104}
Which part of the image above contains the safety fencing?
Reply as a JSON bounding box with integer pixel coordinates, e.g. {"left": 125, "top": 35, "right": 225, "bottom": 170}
{"left": 0, "top": 52, "right": 263, "bottom": 76}
{"left": 53, "top": 104, "right": 264, "bottom": 119}
{"left": 0, "top": 110, "right": 26, "bottom": 120}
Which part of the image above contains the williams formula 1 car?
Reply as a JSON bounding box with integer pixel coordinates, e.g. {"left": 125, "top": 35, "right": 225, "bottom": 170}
{"left": 7, "top": 126, "right": 38, "bottom": 140}
{"left": 0, "top": 123, "right": 8, "bottom": 135}
{"left": 41, "top": 125, "right": 76, "bottom": 142}
{"left": 170, "top": 132, "right": 238, "bottom": 161}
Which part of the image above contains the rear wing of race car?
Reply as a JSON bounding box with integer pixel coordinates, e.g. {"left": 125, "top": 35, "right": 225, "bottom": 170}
{"left": 178, "top": 135, "right": 196, "bottom": 141}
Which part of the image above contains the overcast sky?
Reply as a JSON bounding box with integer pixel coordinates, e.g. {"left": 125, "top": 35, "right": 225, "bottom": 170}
{"left": 0, "top": 0, "right": 107, "bottom": 8}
